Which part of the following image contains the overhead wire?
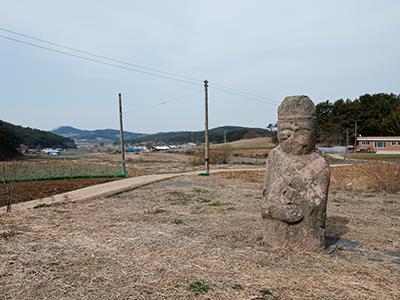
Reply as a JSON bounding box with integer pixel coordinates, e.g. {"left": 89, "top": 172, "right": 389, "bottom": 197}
{"left": 210, "top": 83, "right": 280, "bottom": 104}
{"left": 0, "top": 34, "right": 200, "bottom": 85}
{"left": 0, "top": 27, "right": 201, "bottom": 84}
{"left": 0, "top": 27, "right": 281, "bottom": 106}
{"left": 123, "top": 89, "right": 203, "bottom": 113}
{"left": 210, "top": 85, "right": 279, "bottom": 106}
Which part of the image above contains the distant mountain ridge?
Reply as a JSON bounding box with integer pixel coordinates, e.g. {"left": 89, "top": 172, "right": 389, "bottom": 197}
{"left": 53, "top": 125, "right": 271, "bottom": 145}
{"left": 129, "top": 126, "right": 270, "bottom": 144}
{"left": 52, "top": 126, "right": 146, "bottom": 144}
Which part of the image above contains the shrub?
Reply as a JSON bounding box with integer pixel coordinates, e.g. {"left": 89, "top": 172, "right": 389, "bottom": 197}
{"left": 188, "top": 280, "right": 210, "bottom": 295}
{"left": 171, "top": 218, "right": 184, "bottom": 225}
{"left": 190, "top": 145, "right": 233, "bottom": 165}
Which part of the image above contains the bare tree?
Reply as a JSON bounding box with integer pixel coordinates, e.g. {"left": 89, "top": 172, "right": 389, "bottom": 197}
{"left": 0, "top": 161, "right": 20, "bottom": 212}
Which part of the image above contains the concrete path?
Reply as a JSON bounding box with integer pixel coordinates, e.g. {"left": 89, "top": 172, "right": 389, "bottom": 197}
{"left": 1, "top": 168, "right": 263, "bottom": 214}
{"left": 327, "top": 153, "right": 345, "bottom": 160}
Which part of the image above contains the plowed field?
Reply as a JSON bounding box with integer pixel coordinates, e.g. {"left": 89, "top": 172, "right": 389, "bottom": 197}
{"left": 0, "top": 178, "right": 119, "bottom": 207}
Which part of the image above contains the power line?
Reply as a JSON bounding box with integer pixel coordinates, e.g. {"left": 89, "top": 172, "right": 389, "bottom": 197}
{"left": 123, "top": 90, "right": 203, "bottom": 113}
{"left": 210, "top": 85, "right": 279, "bottom": 106}
{"left": 0, "top": 27, "right": 201, "bottom": 84}
{"left": 0, "top": 34, "right": 200, "bottom": 85}
{"left": 211, "top": 83, "right": 280, "bottom": 104}
{"left": 0, "top": 27, "right": 281, "bottom": 106}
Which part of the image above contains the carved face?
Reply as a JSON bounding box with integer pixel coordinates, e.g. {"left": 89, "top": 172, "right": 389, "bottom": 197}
{"left": 278, "top": 119, "right": 316, "bottom": 155}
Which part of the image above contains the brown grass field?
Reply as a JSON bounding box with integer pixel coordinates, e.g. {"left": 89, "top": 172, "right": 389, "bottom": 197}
{"left": 5, "top": 138, "right": 398, "bottom": 208}
{"left": 212, "top": 137, "right": 276, "bottom": 150}
{"left": 1, "top": 173, "right": 399, "bottom": 299}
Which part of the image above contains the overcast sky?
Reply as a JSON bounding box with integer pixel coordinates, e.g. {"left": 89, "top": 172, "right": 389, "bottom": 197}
{"left": 0, "top": 1, "right": 399, "bottom": 133}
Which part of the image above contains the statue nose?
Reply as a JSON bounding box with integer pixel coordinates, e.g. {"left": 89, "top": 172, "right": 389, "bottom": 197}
{"left": 296, "top": 135, "right": 309, "bottom": 144}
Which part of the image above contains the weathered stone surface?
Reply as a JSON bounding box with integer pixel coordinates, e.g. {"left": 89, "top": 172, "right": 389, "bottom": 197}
{"left": 262, "top": 95, "right": 330, "bottom": 251}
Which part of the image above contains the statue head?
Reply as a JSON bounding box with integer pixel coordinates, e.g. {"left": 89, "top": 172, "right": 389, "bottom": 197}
{"left": 277, "top": 95, "right": 316, "bottom": 155}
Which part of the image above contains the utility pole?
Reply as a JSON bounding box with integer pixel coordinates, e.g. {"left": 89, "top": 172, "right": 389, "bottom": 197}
{"left": 118, "top": 93, "right": 127, "bottom": 176}
{"left": 224, "top": 129, "right": 227, "bottom": 144}
{"left": 346, "top": 129, "right": 349, "bottom": 160}
{"left": 204, "top": 80, "right": 209, "bottom": 174}
{"left": 354, "top": 120, "right": 358, "bottom": 148}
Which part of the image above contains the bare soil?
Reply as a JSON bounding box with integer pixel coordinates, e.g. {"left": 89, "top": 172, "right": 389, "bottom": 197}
{"left": 1, "top": 174, "right": 399, "bottom": 299}
{"left": 0, "top": 178, "right": 120, "bottom": 207}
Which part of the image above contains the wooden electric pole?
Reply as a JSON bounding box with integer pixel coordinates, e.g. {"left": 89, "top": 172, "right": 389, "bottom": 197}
{"left": 118, "top": 93, "right": 127, "bottom": 176}
{"left": 354, "top": 121, "right": 358, "bottom": 148}
{"left": 204, "top": 80, "right": 209, "bottom": 174}
{"left": 346, "top": 129, "right": 349, "bottom": 160}
{"left": 224, "top": 129, "right": 227, "bottom": 144}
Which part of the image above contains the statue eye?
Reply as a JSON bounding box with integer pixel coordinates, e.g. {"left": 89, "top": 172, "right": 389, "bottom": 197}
{"left": 281, "top": 130, "right": 292, "bottom": 138}
{"left": 297, "top": 129, "right": 309, "bottom": 135}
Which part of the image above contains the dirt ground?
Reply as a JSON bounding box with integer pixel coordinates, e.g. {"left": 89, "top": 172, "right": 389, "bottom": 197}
{"left": 0, "top": 178, "right": 120, "bottom": 207}
{"left": 1, "top": 175, "right": 399, "bottom": 299}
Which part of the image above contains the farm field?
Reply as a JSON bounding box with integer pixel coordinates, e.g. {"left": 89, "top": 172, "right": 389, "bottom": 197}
{"left": 1, "top": 174, "right": 399, "bottom": 299}
{"left": 1, "top": 160, "right": 122, "bottom": 181}
{"left": 348, "top": 153, "right": 400, "bottom": 164}
{"left": 0, "top": 151, "right": 148, "bottom": 207}
{"left": 0, "top": 177, "right": 119, "bottom": 206}
{"left": 1, "top": 147, "right": 267, "bottom": 208}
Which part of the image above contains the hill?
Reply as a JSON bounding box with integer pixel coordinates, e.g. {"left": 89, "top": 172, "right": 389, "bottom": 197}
{"left": 0, "top": 120, "right": 76, "bottom": 160}
{"left": 0, "top": 122, "right": 21, "bottom": 160}
{"left": 53, "top": 126, "right": 146, "bottom": 144}
{"left": 128, "top": 126, "right": 271, "bottom": 145}
{"left": 53, "top": 126, "right": 271, "bottom": 145}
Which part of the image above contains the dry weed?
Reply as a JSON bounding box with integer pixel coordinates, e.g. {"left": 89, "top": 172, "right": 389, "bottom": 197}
{"left": 0, "top": 175, "right": 398, "bottom": 299}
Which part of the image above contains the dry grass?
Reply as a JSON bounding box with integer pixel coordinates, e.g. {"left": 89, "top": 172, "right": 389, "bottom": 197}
{"left": 331, "top": 162, "right": 400, "bottom": 192}
{"left": 216, "top": 137, "right": 276, "bottom": 149}
{"left": 0, "top": 175, "right": 399, "bottom": 299}
{"left": 214, "top": 169, "right": 265, "bottom": 182}
{"left": 215, "top": 162, "right": 400, "bottom": 193}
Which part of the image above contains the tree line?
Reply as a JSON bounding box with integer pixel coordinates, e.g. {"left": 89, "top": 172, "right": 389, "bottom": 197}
{"left": 316, "top": 93, "right": 400, "bottom": 146}
{"left": 0, "top": 120, "right": 76, "bottom": 160}
{"left": 127, "top": 126, "right": 271, "bottom": 145}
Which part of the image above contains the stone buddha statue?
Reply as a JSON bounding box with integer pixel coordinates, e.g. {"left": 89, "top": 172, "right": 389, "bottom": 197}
{"left": 262, "top": 96, "right": 330, "bottom": 251}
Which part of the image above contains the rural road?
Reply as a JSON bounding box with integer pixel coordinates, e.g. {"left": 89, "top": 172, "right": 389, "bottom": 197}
{"left": 0, "top": 168, "right": 263, "bottom": 214}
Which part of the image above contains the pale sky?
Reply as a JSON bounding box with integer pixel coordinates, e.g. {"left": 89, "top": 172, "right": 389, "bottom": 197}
{"left": 0, "top": 1, "right": 399, "bottom": 133}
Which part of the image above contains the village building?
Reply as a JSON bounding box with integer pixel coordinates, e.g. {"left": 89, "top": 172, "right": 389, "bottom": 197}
{"left": 356, "top": 136, "right": 400, "bottom": 153}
